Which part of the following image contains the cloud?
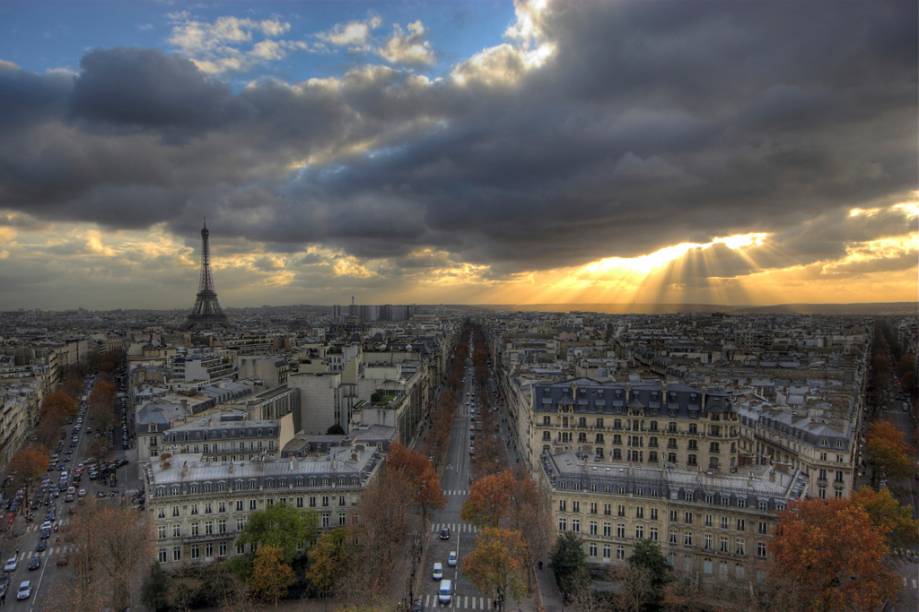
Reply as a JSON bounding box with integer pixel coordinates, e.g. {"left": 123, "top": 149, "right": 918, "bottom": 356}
{"left": 317, "top": 16, "right": 382, "bottom": 51}
{"left": 0, "top": 0, "right": 916, "bottom": 307}
{"left": 167, "top": 13, "right": 306, "bottom": 74}
{"left": 379, "top": 21, "right": 436, "bottom": 66}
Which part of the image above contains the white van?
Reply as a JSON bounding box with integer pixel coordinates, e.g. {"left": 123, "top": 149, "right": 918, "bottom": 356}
{"left": 438, "top": 579, "right": 452, "bottom": 605}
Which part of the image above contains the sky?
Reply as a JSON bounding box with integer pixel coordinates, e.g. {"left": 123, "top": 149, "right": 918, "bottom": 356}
{"left": 0, "top": 0, "right": 916, "bottom": 310}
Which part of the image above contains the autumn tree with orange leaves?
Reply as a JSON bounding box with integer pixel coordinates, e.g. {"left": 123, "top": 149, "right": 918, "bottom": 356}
{"left": 463, "top": 527, "right": 529, "bottom": 611}
{"left": 865, "top": 420, "right": 914, "bottom": 484}
{"left": 8, "top": 444, "right": 50, "bottom": 507}
{"left": 462, "top": 470, "right": 516, "bottom": 527}
{"left": 387, "top": 442, "right": 446, "bottom": 525}
{"left": 768, "top": 498, "right": 898, "bottom": 611}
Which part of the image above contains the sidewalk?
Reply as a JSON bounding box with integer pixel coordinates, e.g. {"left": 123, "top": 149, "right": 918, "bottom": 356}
{"left": 532, "top": 563, "right": 566, "bottom": 612}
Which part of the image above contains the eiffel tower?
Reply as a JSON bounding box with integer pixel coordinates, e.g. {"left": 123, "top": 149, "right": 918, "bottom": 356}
{"left": 184, "top": 220, "right": 229, "bottom": 329}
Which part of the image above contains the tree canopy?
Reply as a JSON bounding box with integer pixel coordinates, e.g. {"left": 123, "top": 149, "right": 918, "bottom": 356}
{"left": 237, "top": 504, "right": 319, "bottom": 563}
{"left": 770, "top": 498, "right": 898, "bottom": 611}
{"left": 551, "top": 531, "right": 588, "bottom": 600}
{"left": 463, "top": 527, "right": 529, "bottom": 608}
{"left": 852, "top": 485, "right": 919, "bottom": 548}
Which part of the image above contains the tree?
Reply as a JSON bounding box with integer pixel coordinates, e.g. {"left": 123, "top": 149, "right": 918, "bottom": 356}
{"left": 68, "top": 497, "right": 152, "bottom": 611}
{"left": 463, "top": 527, "right": 529, "bottom": 610}
{"left": 616, "top": 564, "right": 655, "bottom": 612}
{"left": 627, "top": 539, "right": 671, "bottom": 596}
{"left": 865, "top": 420, "right": 914, "bottom": 482}
{"left": 386, "top": 442, "right": 446, "bottom": 524}
{"left": 551, "top": 532, "right": 588, "bottom": 600}
{"left": 852, "top": 485, "right": 919, "bottom": 548}
{"left": 237, "top": 503, "right": 319, "bottom": 563}
{"left": 306, "top": 528, "right": 351, "bottom": 597}
{"left": 8, "top": 444, "right": 49, "bottom": 509}
{"left": 142, "top": 562, "right": 170, "bottom": 612}
{"left": 769, "top": 498, "right": 899, "bottom": 611}
{"left": 462, "top": 470, "right": 515, "bottom": 527}
{"left": 248, "top": 544, "right": 295, "bottom": 605}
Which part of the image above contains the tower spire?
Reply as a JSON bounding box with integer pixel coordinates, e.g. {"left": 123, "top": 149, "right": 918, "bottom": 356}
{"left": 184, "top": 219, "right": 229, "bottom": 329}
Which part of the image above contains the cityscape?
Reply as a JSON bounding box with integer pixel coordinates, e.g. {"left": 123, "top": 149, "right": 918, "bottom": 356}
{"left": 0, "top": 1, "right": 917, "bottom": 612}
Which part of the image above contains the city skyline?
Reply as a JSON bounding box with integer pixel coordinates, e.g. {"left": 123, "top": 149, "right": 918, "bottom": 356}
{"left": 0, "top": 0, "right": 916, "bottom": 310}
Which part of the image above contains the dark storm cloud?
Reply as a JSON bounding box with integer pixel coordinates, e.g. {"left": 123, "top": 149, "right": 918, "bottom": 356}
{"left": 0, "top": 0, "right": 915, "bottom": 278}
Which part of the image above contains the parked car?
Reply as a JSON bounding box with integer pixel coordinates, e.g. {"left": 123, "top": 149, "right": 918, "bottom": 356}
{"left": 447, "top": 551, "right": 458, "bottom": 567}
{"left": 439, "top": 528, "right": 450, "bottom": 541}
{"left": 3, "top": 557, "right": 17, "bottom": 572}
{"left": 27, "top": 555, "right": 40, "bottom": 571}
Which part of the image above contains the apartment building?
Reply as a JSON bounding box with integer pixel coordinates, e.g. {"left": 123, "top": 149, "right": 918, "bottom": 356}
{"left": 161, "top": 413, "right": 281, "bottom": 461}
{"left": 543, "top": 451, "right": 808, "bottom": 585}
{"left": 144, "top": 444, "right": 382, "bottom": 566}
{"left": 532, "top": 379, "right": 740, "bottom": 475}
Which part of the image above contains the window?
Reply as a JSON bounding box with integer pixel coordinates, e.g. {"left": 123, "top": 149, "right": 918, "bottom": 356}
{"left": 218, "top": 519, "right": 227, "bottom": 534}
{"left": 689, "top": 423, "right": 698, "bottom": 434}
{"left": 720, "top": 537, "right": 728, "bottom": 553}
{"left": 650, "top": 508, "right": 658, "bottom": 521}
{"left": 191, "top": 522, "right": 199, "bottom": 536}
{"left": 618, "top": 505, "right": 626, "bottom": 517}
{"left": 635, "top": 525, "right": 644, "bottom": 539}
{"left": 297, "top": 496, "right": 304, "bottom": 508}
{"left": 650, "top": 421, "right": 658, "bottom": 432}
{"left": 205, "top": 543, "right": 214, "bottom": 558}
{"left": 588, "top": 542, "right": 597, "bottom": 558}
{"left": 735, "top": 538, "right": 745, "bottom": 556}
{"left": 205, "top": 502, "right": 212, "bottom": 514}
{"left": 542, "top": 431, "right": 551, "bottom": 441}
{"left": 667, "top": 452, "right": 677, "bottom": 463}
{"left": 602, "top": 544, "right": 611, "bottom": 559}
{"left": 322, "top": 496, "right": 330, "bottom": 507}
{"left": 668, "top": 422, "right": 677, "bottom": 433}
{"left": 835, "top": 471, "right": 844, "bottom": 483}
{"left": 218, "top": 501, "right": 226, "bottom": 513}
{"left": 736, "top": 519, "right": 745, "bottom": 532}
{"left": 635, "top": 506, "right": 644, "bottom": 519}
{"left": 172, "top": 524, "right": 181, "bottom": 538}
{"left": 572, "top": 501, "right": 580, "bottom": 513}
{"left": 236, "top": 519, "right": 244, "bottom": 532}
{"left": 758, "top": 521, "right": 767, "bottom": 535}
{"left": 596, "top": 418, "right": 604, "bottom": 428}
{"left": 648, "top": 451, "right": 658, "bottom": 463}
{"left": 616, "top": 545, "right": 625, "bottom": 560}
{"left": 559, "top": 518, "right": 567, "bottom": 531}
{"left": 205, "top": 521, "right": 213, "bottom": 535}
{"left": 688, "top": 454, "right": 697, "bottom": 466}
{"left": 322, "top": 514, "right": 331, "bottom": 528}
{"left": 191, "top": 545, "right": 200, "bottom": 560}
{"left": 309, "top": 496, "right": 317, "bottom": 508}
{"left": 688, "top": 439, "right": 698, "bottom": 451}
{"left": 613, "top": 449, "right": 622, "bottom": 460}
{"left": 543, "top": 416, "right": 550, "bottom": 426}
{"left": 158, "top": 508, "right": 166, "bottom": 519}
{"left": 595, "top": 433, "right": 605, "bottom": 444}
{"left": 684, "top": 512, "right": 693, "bottom": 524}
{"left": 173, "top": 546, "right": 181, "bottom": 562}
{"left": 669, "top": 510, "right": 678, "bottom": 522}
{"left": 158, "top": 548, "right": 167, "bottom": 563}
{"left": 572, "top": 519, "right": 580, "bottom": 533}
{"left": 590, "top": 503, "right": 598, "bottom": 514}
{"left": 684, "top": 531, "right": 693, "bottom": 547}
{"left": 157, "top": 525, "right": 166, "bottom": 540}
{"left": 219, "top": 542, "right": 227, "bottom": 557}
{"left": 704, "top": 534, "right": 712, "bottom": 550}
{"left": 589, "top": 521, "right": 598, "bottom": 536}
{"left": 172, "top": 506, "right": 179, "bottom": 517}
{"left": 756, "top": 542, "right": 767, "bottom": 559}
{"left": 249, "top": 499, "right": 257, "bottom": 510}
{"left": 559, "top": 500, "right": 567, "bottom": 512}
{"left": 603, "top": 523, "right": 611, "bottom": 537}
{"left": 617, "top": 524, "right": 626, "bottom": 538}
{"left": 667, "top": 438, "right": 678, "bottom": 449}
{"left": 603, "top": 504, "right": 612, "bottom": 516}
{"left": 704, "top": 514, "right": 713, "bottom": 527}
{"left": 669, "top": 532, "right": 677, "bottom": 545}
{"left": 650, "top": 527, "right": 658, "bottom": 542}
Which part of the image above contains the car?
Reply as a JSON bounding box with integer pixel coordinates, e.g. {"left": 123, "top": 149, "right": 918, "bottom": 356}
{"left": 432, "top": 562, "right": 444, "bottom": 580}
{"left": 96, "top": 491, "right": 106, "bottom": 498}
{"left": 16, "top": 580, "right": 31, "bottom": 601}
{"left": 438, "top": 579, "right": 452, "bottom": 605}
{"left": 447, "top": 551, "right": 458, "bottom": 567}
{"left": 64, "top": 494, "right": 75, "bottom": 503}
{"left": 439, "top": 528, "right": 450, "bottom": 541}
{"left": 56, "top": 554, "right": 69, "bottom": 568}
{"left": 78, "top": 488, "right": 86, "bottom": 497}
{"left": 411, "top": 598, "right": 424, "bottom": 612}
{"left": 28, "top": 555, "right": 40, "bottom": 571}
{"left": 3, "top": 557, "right": 17, "bottom": 572}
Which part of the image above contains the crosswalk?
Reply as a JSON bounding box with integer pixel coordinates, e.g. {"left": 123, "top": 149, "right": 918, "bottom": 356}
{"left": 15, "top": 544, "right": 76, "bottom": 561}
{"left": 25, "top": 518, "right": 69, "bottom": 533}
{"left": 420, "top": 594, "right": 493, "bottom": 609}
{"left": 443, "top": 490, "right": 468, "bottom": 496}
{"left": 431, "top": 522, "right": 479, "bottom": 535}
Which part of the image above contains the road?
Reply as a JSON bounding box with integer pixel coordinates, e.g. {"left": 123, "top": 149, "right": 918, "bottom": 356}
{"left": 1, "top": 370, "right": 137, "bottom": 609}
{"left": 418, "top": 335, "right": 495, "bottom": 611}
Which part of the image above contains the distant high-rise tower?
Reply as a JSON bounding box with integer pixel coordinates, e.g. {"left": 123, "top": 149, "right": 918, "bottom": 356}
{"left": 184, "top": 220, "right": 229, "bottom": 329}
